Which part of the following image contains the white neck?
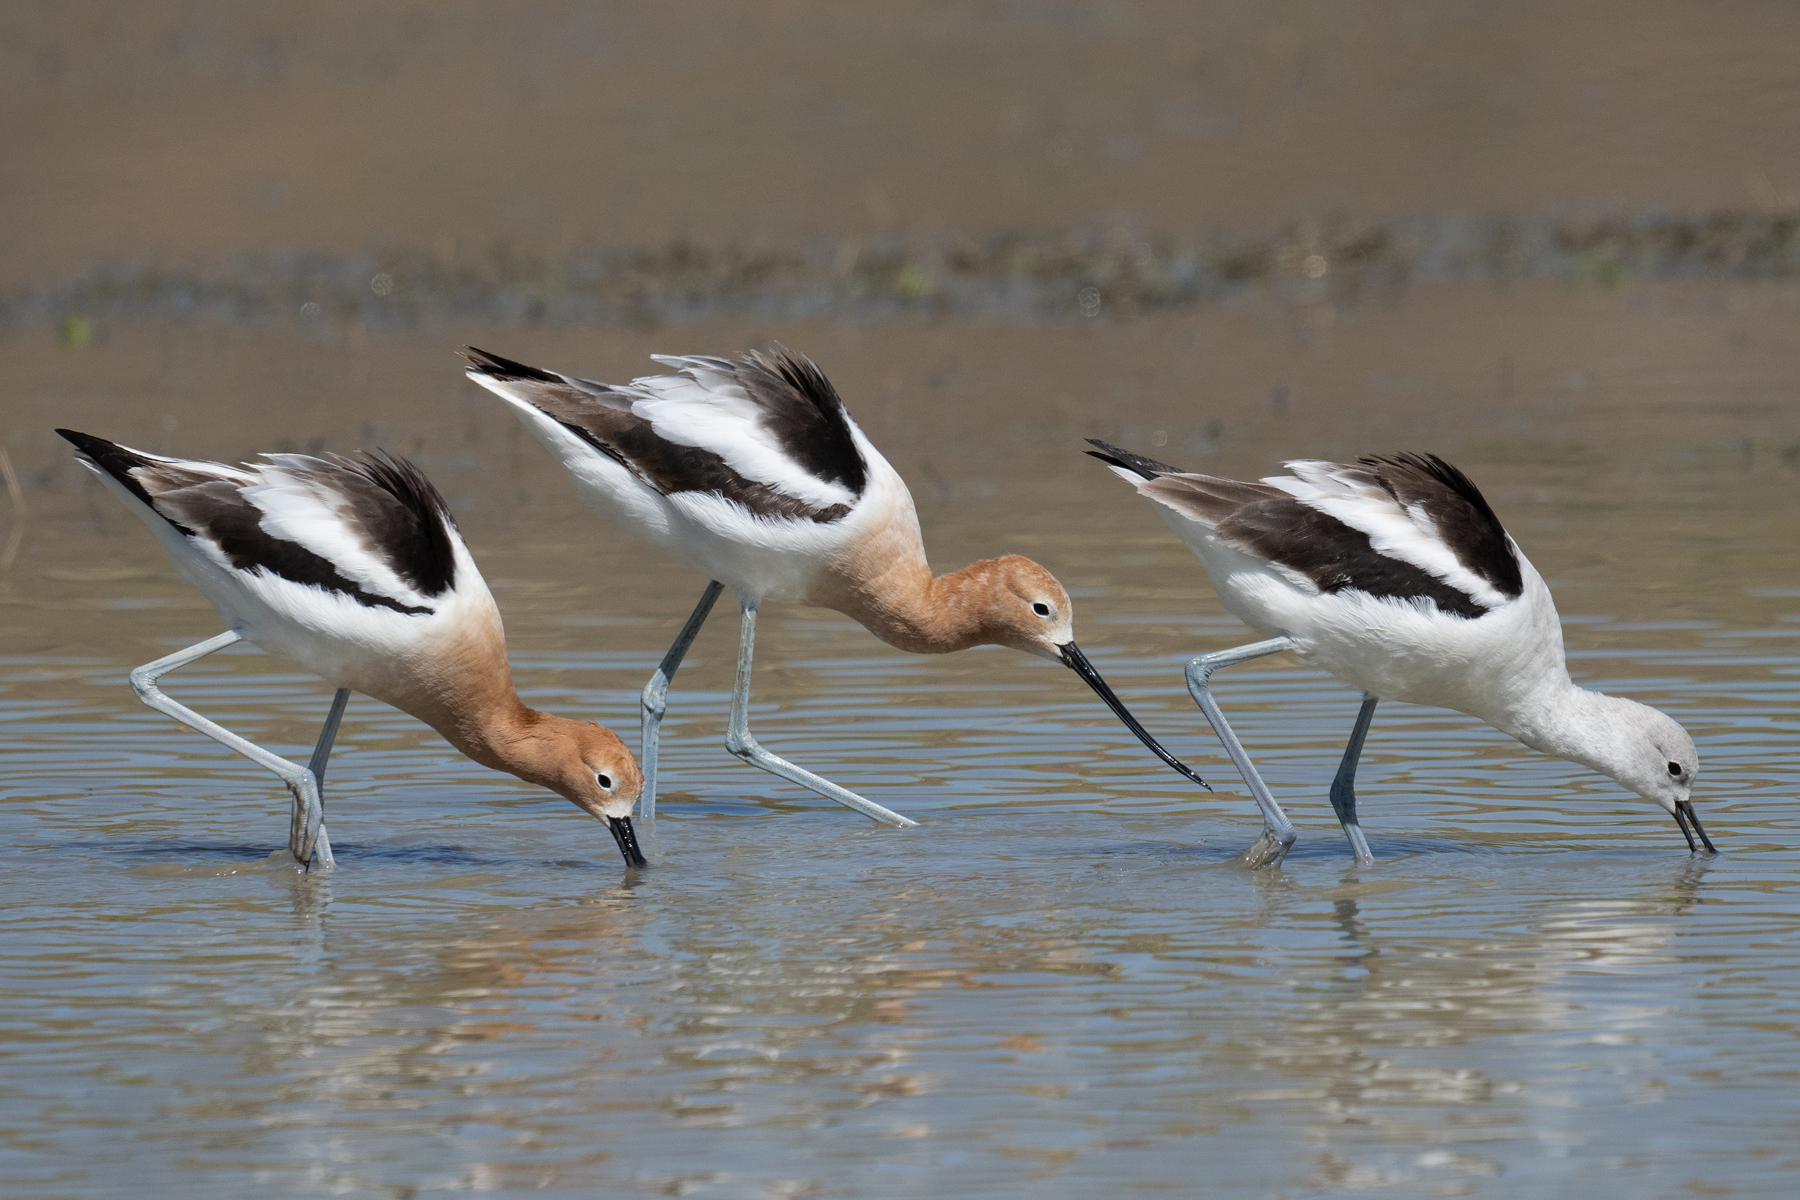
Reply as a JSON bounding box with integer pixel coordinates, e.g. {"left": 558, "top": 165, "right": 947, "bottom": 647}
{"left": 1497, "top": 681, "right": 1652, "bottom": 781}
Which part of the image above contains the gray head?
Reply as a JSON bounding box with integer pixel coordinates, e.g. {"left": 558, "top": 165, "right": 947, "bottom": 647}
{"left": 1574, "top": 696, "right": 1712, "bottom": 853}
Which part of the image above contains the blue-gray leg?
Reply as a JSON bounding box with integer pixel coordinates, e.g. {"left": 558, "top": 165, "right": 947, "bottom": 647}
{"left": 129, "top": 629, "right": 335, "bottom": 870}
{"left": 1185, "top": 637, "right": 1300, "bottom": 868}
{"left": 725, "top": 598, "right": 918, "bottom": 828}
{"left": 294, "top": 688, "right": 350, "bottom": 867}
{"left": 1329, "top": 694, "right": 1378, "bottom": 865}
{"left": 639, "top": 579, "right": 725, "bottom": 839}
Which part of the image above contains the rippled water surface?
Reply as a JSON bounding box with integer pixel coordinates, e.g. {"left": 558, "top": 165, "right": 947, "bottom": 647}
{"left": 5, "top": 285, "right": 1800, "bottom": 1198}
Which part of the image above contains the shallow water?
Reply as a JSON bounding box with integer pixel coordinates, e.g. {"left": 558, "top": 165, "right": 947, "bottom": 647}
{"left": 4, "top": 280, "right": 1800, "bottom": 1197}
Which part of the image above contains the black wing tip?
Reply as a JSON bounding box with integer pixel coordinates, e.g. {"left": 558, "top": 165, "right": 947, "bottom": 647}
{"left": 733, "top": 344, "right": 868, "bottom": 497}
{"left": 1355, "top": 451, "right": 1522, "bottom": 601}
{"left": 55, "top": 429, "right": 177, "bottom": 517}
{"left": 1359, "top": 450, "right": 1460, "bottom": 491}
{"left": 329, "top": 448, "right": 461, "bottom": 596}
{"left": 1359, "top": 452, "right": 1502, "bottom": 524}
{"left": 55, "top": 428, "right": 119, "bottom": 458}
{"left": 460, "top": 345, "right": 562, "bottom": 383}
{"left": 55, "top": 426, "right": 153, "bottom": 475}
{"left": 1085, "top": 439, "right": 1180, "bottom": 479}
{"left": 344, "top": 447, "right": 458, "bottom": 525}
{"left": 745, "top": 343, "right": 845, "bottom": 415}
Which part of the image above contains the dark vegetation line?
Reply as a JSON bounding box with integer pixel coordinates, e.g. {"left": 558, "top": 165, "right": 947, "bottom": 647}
{"left": 12, "top": 210, "right": 1800, "bottom": 332}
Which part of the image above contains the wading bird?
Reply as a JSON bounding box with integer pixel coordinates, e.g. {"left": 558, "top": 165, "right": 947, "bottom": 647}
{"left": 463, "top": 347, "right": 1208, "bottom": 832}
{"left": 58, "top": 430, "right": 645, "bottom": 870}
{"left": 1087, "top": 440, "right": 1712, "bottom": 867}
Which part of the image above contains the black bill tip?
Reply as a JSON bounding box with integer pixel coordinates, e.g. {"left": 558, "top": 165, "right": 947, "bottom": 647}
{"left": 1059, "top": 642, "right": 1211, "bottom": 791}
{"left": 1674, "top": 800, "right": 1717, "bottom": 855}
{"left": 607, "top": 816, "right": 648, "bottom": 868}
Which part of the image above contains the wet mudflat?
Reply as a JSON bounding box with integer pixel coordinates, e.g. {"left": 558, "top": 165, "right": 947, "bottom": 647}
{"left": 4, "top": 280, "right": 1800, "bottom": 1198}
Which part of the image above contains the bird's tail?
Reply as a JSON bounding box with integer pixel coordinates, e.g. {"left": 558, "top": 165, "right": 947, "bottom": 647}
{"left": 459, "top": 346, "right": 565, "bottom": 385}
{"left": 55, "top": 429, "right": 172, "bottom": 509}
{"left": 1084, "top": 439, "right": 1179, "bottom": 480}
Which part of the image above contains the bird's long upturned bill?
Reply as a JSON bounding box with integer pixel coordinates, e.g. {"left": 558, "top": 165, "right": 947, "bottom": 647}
{"left": 1060, "top": 642, "right": 1211, "bottom": 791}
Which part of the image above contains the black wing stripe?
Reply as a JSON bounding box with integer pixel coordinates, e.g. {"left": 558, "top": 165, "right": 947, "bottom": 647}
{"left": 59, "top": 429, "right": 438, "bottom": 616}
{"left": 324, "top": 451, "right": 458, "bottom": 598}
{"left": 1086, "top": 437, "right": 1508, "bottom": 620}
{"left": 1358, "top": 454, "right": 1523, "bottom": 600}
{"left": 738, "top": 347, "right": 867, "bottom": 496}
{"left": 157, "top": 481, "right": 436, "bottom": 615}
{"left": 468, "top": 346, "right": 856, "bottom": 524}
{"left": 1218, "top": 499, "right": 1490, "bottom": 619}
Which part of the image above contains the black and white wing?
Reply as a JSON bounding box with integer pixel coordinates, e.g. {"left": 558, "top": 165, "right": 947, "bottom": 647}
{"left": 462, "top": 346, "right": 868, "bottom": 524}
{"left": 1086, "top": 440, "right": 1522, "bottom": 619}
{"left": 58, "top": 430, "right": 459, "bottom": 616}
{"left": 1266, "top": 454, "right": 1523, "bottom": 610}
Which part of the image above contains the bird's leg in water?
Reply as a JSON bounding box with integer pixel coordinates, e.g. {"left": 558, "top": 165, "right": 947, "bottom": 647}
{"left": 1185, "top": 637, "right": 1301, "bottom": 868}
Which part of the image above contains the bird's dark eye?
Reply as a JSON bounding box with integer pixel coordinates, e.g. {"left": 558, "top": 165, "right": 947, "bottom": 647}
{"left": 597, "top": 773, "right": 613, "bottom": 789}
{"left": 1032, "top": 602, "right": 1052, "bottom": 617}
{"left": 1667, "top": 762, "right": 1682, "bottom": 777}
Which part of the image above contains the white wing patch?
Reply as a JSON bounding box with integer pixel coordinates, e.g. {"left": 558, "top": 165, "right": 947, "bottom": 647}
{"left": 241, "top": 458, "right": 434, "bottom": 609}
{"left": 622, "top": 355, "right": 858, "bottom": 510}
{"left": 1268, "top": 459, "right": 1511, "bottom": 609}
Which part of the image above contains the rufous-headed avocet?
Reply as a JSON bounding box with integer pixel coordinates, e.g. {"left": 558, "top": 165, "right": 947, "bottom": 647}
{"left": 1086, "top": 440, "right": 1712, "bottom": 868}
{"left": 57, "top": 430, "right": 645, "bottom": 871}
{"left": 461, "top": 347, "right": 1210, "bottom": 834}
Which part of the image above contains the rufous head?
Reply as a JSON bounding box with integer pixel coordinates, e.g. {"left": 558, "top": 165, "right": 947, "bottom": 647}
{"left": 501, "top": 715, "right": 647, "bottom": 867}
{"left": 967, "top": 554, "right": 1076, "bottom": 660}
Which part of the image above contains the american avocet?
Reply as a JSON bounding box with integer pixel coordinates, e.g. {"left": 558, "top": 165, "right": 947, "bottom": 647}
{"left": 1086, "top": 440, "right": 1712, "bottom": 867}
{"left": 58, "top": 430, "right": 645, "bottom": 870}
{"left": 462, "top": 347, "right": 1208, "bottom": 832}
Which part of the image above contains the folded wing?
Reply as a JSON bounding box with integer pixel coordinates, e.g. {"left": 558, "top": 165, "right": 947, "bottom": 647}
{"left": 463, "top": 346, "right": 867, "bottom": 523}
{"left": 58, "top": 430, "right": 456, "bottom": 616}
{"left": 1085, "top": 439, "right": 1520, "bottom": 619}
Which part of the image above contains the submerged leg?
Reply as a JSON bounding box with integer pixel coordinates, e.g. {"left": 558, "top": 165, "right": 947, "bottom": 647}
{"left": 129, "top": 630, "right": 334, "bottom": 870}
{"left": 724, "top": 598, "right": 917, "bottom": 828}
{"left": 639, "top": 580, "right": 725, "bottom": 839}
{"left": 1185, "top": 637, "right": 1300, "bottom": 869}
{"left": 295, "top": 688, "right": 351, "bottom": 868}
{"left": 1327, "top": 693, "right": 1379, "bottom": 865}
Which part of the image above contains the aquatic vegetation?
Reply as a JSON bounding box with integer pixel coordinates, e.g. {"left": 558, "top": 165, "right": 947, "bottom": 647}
{"left": 8, "top": 209, "right": 1799, "bottom": 331}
